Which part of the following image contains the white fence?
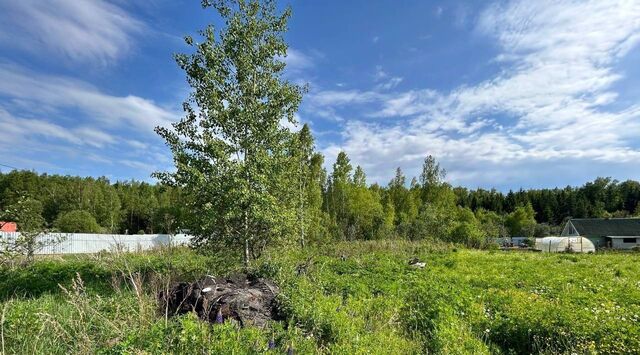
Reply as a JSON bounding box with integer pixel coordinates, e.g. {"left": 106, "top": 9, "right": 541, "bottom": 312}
{"left": 0, "top": 232, "right": 193, "bottom": 255}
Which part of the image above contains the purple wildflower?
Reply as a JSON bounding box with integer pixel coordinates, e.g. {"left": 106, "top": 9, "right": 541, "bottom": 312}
{"left": 215, "top": 308, "right": 224, "bottom": 324}
{"left": 268, "top": 337, "right": 276, "bottom": 349}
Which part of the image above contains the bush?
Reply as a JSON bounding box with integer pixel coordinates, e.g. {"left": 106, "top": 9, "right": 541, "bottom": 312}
{"left": 54, "top": 210, "right": 101, "bottom": 233}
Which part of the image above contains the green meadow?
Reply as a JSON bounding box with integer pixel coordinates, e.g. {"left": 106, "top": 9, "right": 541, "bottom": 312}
{"left": 1, "top": 242, "right": 639, "bottom": 354}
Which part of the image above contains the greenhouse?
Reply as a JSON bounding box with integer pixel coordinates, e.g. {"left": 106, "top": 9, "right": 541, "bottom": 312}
{"left": 534, "top": 236, "right": 595, "bottom": 253}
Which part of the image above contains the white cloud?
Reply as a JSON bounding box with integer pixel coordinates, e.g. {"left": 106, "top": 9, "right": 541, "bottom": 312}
{"left": 374, "top": 65, "right": 388, "bottom": 80}
{"left": 279, "top": 116, "right": 300, "bottom": 132}
{"left": 0, "top": 106, "right": 167, "bottom": 178}
{"left": 283, "top": 48, "right": 315, "bottom": 72}
{"left": 0, "top": 0, "right": 143, "bottom": 64}
{"left": 371, "top": 65, "right": 404, "bottom": 91}
{"left": 0, "top": 63, "right": 178, "bottom": 178}
{"left": 121, "top": 159, "right": 156, "bottom": 172}
{"left": 0, "top": 63, "right": 177, "bottom": 133}
{"left": 312, "top": 0, "right": 640, "bottom": 187}
{"left": 376, "top": 77, "right": 404, "bottom": 91}
{"left": 0, "top": 108, "right": 125, "bottom": 148}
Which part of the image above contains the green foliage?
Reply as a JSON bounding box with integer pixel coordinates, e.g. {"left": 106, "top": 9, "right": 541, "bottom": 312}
{"left": 2, "top": 195, "right": 44, "bottom": 232}
{"left": 0, "top": 196, "right": 54, "bottom": 263}
{"left": 154, "top": 0, "right": 305, "bottom": 265}
{"left": 344, "top": 183, "right": 386, "bottom": 240}
{"left": 325, "top": 153, "right": 391, "bottom": 241}
{"left": 419, "top": 155, "right": 449, "bottom": 205}
{"left": 293, "top": 124, "right": 327, "bottom": 248}
{"left": 3, "top": 155, "right": 639, "bottom": 250}
{"left": 475, "top": 208, "right": 508, "bottom": 239}
{"left": 387, "top": 167, "right": 419, "bottom": 227}
{"left": 504, "top": 203, "right": 537, "bottom": 238}
{"left": 408, "top": 203, "right": 456, "bottom": 241}
{"left": 2, "top": 243, "right": 640, "bottom": 353}
{"left": 450, "top": 208, "right": 486, "bottom": 248}
{"left": 457, "top": 177, "right": 640, "bottom": 225}
{"left": 0, "top": 248, "right": 231, "bottom": 300}
{"left": 54, "top": 210, "right": 101, "bottom": 233}
{"left": 0, "top": 171, "right": 185, "bottom": 234}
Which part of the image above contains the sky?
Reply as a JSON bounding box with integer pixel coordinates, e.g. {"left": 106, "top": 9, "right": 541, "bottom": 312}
{"left": 0, "top": 0, "right": 639, "bottom": 191}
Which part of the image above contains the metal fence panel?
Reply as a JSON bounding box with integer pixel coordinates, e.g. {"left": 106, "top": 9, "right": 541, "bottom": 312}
{"left": 0, "top": 232, "right": 193, "bottom": 254}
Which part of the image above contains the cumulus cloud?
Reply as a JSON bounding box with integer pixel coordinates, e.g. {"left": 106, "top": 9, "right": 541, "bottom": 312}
{"left": 312, "top": 0, "right": 640, "bottom": 188}
{"left": 0, "top": 0, "right": 143, "bottom": 64}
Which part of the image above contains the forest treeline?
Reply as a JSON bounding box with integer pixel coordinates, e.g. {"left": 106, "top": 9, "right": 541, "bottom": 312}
{"left": 1, "top": 144, "right": 638, "bottom": 245}
{"left": 0, "top": 172, "right": 182, "bottom": 234}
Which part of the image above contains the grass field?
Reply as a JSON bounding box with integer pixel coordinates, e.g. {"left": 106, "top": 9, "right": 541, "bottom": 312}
{"left": 1, "top": 242, "right": 639, "bottom": 354}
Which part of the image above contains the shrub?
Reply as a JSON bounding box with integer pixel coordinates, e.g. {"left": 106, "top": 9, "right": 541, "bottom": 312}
{"left": 54, "top": 210, "right": 101, "bottom": 233}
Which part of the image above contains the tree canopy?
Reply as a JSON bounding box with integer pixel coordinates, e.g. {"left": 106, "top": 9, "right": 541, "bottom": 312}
{"left": 154, "top": 0, "right": 306, "bottom": 265}
{"left": 54, "top": 210, "right": 101, "bottom": 233}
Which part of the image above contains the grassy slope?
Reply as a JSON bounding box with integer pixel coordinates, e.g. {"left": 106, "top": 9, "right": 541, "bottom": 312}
{"left": 1, "top": 242, "right": 639, "bottom": 354}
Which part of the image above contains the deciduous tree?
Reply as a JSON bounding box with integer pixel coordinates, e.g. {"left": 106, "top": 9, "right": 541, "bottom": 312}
{"left": 154, "top": 0, "right": 304, "bottom": 266}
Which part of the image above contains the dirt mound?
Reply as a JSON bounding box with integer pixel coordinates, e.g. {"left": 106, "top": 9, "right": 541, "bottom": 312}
{"left": 160, "top": 274, "right": 280, "bottom": 328}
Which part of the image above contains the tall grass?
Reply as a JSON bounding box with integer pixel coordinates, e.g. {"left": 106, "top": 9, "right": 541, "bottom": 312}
{"left": 1, "top": 242, "right": 639, "bottom": 354}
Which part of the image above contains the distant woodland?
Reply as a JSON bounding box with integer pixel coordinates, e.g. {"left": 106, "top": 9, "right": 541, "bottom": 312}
{"left": 1, "top": 164, "right": 638, "bottom": 243}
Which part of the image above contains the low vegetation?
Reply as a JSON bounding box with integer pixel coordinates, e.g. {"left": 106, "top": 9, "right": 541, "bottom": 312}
{"left": 1, "top": 242, "right": 639, "bottom": 354}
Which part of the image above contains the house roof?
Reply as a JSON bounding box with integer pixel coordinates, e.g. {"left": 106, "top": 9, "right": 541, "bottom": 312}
{"left": 0, "top": 221, "right": 17, "bottom": 232}
{"left": 570, "top": 218, "right": 640, "bottom": 237}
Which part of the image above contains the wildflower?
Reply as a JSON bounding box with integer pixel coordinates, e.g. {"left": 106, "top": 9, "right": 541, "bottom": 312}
{"left": 215, "top": 309, "right": 224, "bottom": 324}
{"left": 268, "top": 337, "right": 276, "bottom": 350}
{"left": 287, "top": 346, "right": 294, "bottom": 355}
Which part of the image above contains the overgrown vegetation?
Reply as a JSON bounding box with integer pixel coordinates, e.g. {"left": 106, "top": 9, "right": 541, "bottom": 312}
{"left": 1, "top": 243, "right": 639, "bottom": 354}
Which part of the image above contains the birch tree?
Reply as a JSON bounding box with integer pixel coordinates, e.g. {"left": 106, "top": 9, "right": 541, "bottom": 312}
{"left": 155, "top": 0, "right": 304, "bottom": 266}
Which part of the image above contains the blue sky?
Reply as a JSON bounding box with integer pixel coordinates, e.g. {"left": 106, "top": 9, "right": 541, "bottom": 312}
{"left": 1, "top": 0, "right": 639, "bottom": 191}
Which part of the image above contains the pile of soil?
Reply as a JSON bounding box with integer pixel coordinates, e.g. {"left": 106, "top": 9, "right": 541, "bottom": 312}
{"left": 160, "top": 273, "right": 281, "bottom": 328}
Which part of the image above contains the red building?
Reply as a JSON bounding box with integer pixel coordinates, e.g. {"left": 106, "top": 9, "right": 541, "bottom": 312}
{"left": 0, "top": 222, "right": 17, "bottom": 232}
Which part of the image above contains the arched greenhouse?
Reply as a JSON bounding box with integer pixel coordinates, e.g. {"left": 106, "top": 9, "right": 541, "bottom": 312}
{"left": 534, "top": 236, "right": 595, "bottom": 253}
